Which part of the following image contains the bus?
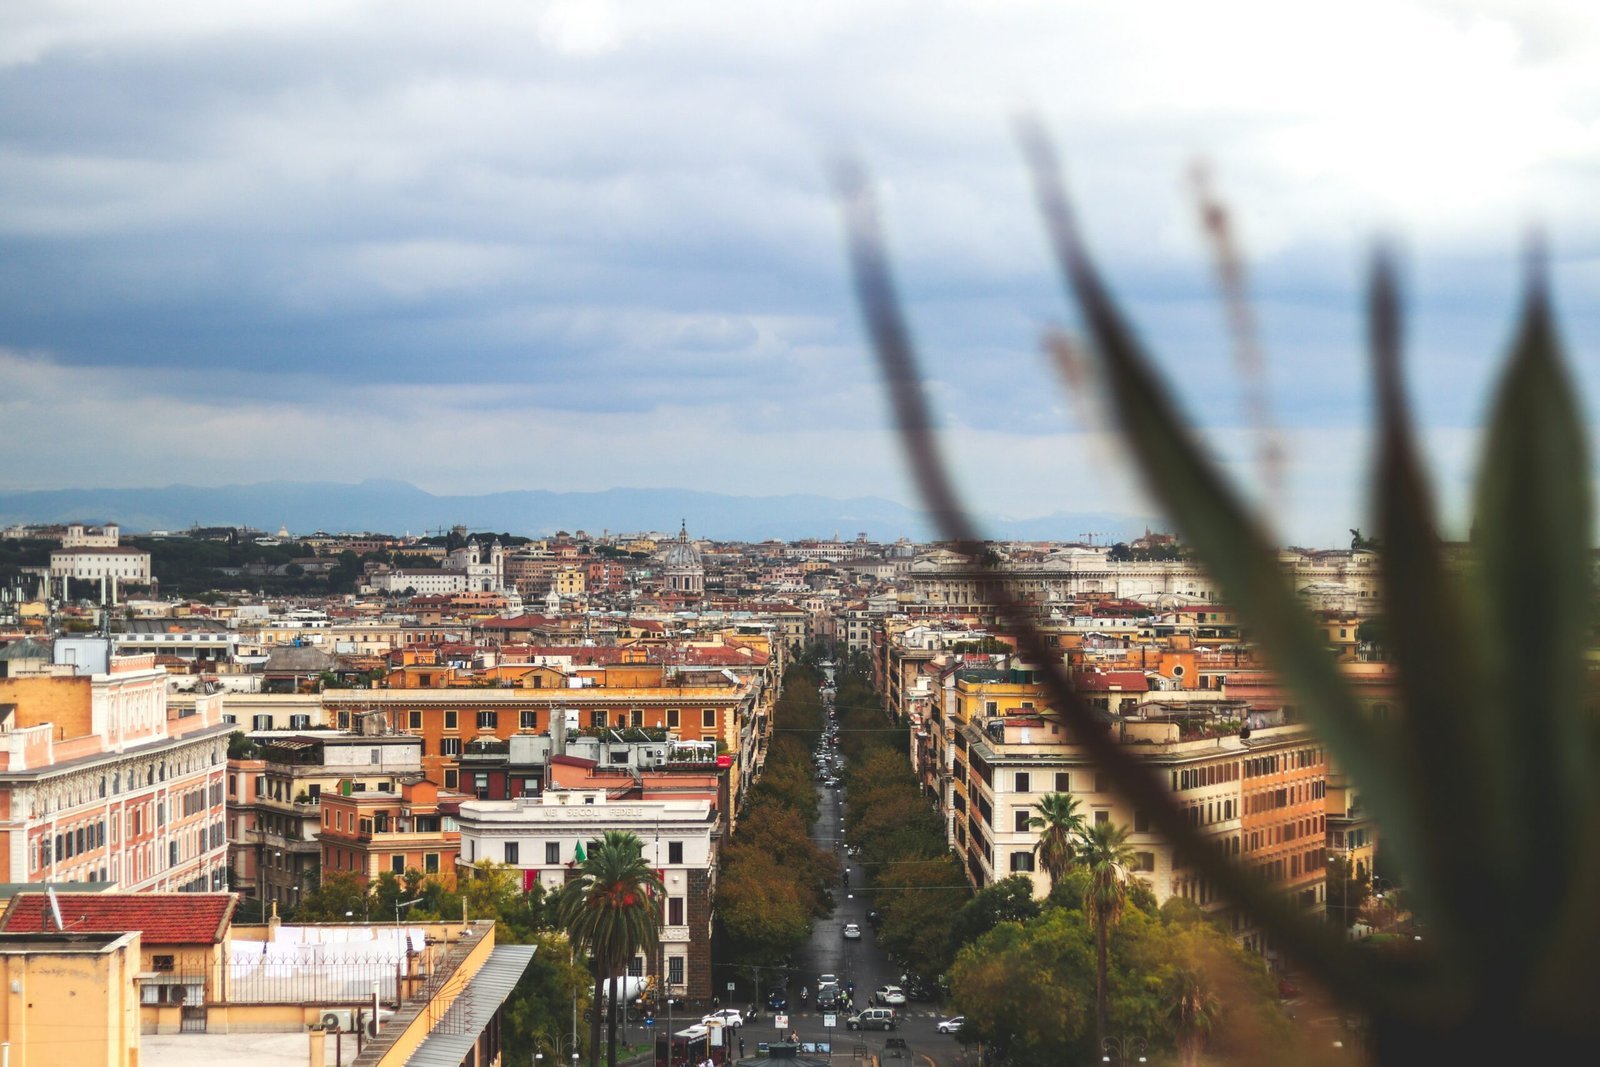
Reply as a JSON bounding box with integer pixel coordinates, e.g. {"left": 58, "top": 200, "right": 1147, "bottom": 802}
{"left": 653, "top": 1023, "right": 730, "bottom": 1067}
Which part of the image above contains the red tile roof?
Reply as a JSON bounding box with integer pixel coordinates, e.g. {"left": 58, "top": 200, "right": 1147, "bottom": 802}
{"left": 1, "top": 892, "right": 236, "bottom": 944}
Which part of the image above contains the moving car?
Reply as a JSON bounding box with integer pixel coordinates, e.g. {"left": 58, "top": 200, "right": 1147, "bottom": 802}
{"left": 936, "top": 1016, "right": 965, "bottom": 1034}
{"left": 702, "top": 1009, "right": 744, "bottom": 1029}
{"left": 847, "top": 1008, "right": 898, "bottom": 1031}
{"left": 817, "top": 974, "right": 839, "bottom": 990}
{"left": 873, "top": 985, "right": 907, "bottom": 1006}
{"left": 766, "top": 990, "right": 788, "bottom": 1013}
{"left": 817, "top": 987, "right": 846, "bottom": 1011}
{"left": 843, "top": 923, "right": 862, "bottom": 940}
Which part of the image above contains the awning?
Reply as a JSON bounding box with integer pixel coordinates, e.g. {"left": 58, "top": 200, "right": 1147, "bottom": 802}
{"left": 405, "top": 944, "right": 538, "bottom": 1067}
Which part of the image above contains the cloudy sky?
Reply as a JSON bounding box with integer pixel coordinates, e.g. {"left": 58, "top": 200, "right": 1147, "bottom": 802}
{"left": 3, "top": 0, "right": 1598, "bottom": 545}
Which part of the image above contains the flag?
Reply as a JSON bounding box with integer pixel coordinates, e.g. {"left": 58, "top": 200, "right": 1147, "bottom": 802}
{"left": 574, "top": 840, "right": 586, "bottom": 863}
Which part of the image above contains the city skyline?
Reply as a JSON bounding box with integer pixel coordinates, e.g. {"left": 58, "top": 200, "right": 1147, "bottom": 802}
{"left": 4, "top": 1, "right": 1599, "bottom": 546}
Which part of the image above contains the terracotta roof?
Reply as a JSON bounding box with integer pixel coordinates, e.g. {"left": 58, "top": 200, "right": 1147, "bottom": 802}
{"left": 1, "top": 892, "right": 236, "bottom": 944}
{"left": 1074, "top": 670, "right": 1151, "bottom": 692}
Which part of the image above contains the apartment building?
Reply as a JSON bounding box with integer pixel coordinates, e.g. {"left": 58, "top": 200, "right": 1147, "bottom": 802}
{"left": 0, "top": 652, "right": 231, "bottom": 893}
{"left": 319, "top": 777, "right": 460, "bottom": 889}
{"left": 226, "top": 730, "right": 424, "bottom": 914}
{"left": 456, "top": 789, "right": 719, "bottom": 1000}
{"left": 939, "top": 663, "right": 1329, "bottom": 964}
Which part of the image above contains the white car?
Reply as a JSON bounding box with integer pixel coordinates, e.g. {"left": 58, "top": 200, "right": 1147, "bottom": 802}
{"left": 874, "top": 985, "right": 907, "bottom": 1006}
{"left": 702, "top": 1009, "right": 744, "bottom": 1029}
{"left": 937, "top": 1016, "right": 965, "bottom": 1034}
{"left": 843, "top": 923, "right": 862, "bottom": 939}
{"left": 818, "top": 973, "right": 839, "bottom": 989}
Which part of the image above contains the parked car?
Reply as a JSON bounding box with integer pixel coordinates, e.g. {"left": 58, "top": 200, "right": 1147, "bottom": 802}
{"left": 936, "top": 1016, "right": 965, "bottom": 1034}
{"left": 847, "top": 1008, "right": 898, "bottom": 1031}
{"left": 843, "top": 923, "right": 862, "bottom": 940}
{"left": 702, "top": 1009, "right": 744, "bottom": 1029}
{"left": 884, "top": 1037, "right": 909, "bottom": 1058}
{"left": 874, "top": 985, "right": 907, "bottom": 1006}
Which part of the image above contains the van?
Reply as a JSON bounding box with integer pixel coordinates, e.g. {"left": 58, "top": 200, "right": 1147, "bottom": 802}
{"left": 847, "top": 1008, "right": 897, "bottom": 1031}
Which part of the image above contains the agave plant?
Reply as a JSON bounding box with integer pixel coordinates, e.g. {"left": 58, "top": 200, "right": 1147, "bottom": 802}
{"left": 839, "top": 125, "right": 1597, "bottom": 1062}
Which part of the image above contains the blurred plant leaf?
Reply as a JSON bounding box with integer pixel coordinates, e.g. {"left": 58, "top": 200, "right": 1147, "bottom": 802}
{"left": 1469, "top": 268, "right": 1593, "bottom": 988}
{"left": 838, "top": 157, "right": 1396, "bottom": 1016}
{"left": 1366, "top": 253, "right": 1496, "bottom": 982}
{"left": 1016, "top": 122, "right": 1427, "bottom": 913}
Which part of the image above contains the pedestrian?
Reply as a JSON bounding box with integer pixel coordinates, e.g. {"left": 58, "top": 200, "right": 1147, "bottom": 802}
{"left": 739, "top": 1037, "right": 746, "bottom": 1058}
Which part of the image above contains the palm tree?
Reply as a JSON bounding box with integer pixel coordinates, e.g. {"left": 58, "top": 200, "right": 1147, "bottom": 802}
{"left": 1029, "top": 791, "right": 1087, "bottom": 891}
{"left": 1164, "top": 958, "right": 1222, "bottom": 1067}
{"left": 1080, "top": 819, "right": 1137, "bottom": 1052}
{"left": 554, "top": 830, "right": 665, "bottom": 1067}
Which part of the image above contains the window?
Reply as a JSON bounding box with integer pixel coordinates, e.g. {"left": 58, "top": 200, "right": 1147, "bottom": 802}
{"left": 1054, "top": 772, "right": 1070, "bottom": 792}
{"left": 1014, "top": 810, "right": 1030, "bottom": 833}
{"left": 478, "top": 711, "right": 499, "bottom": 729}
{"left": 425, "top": 853, "right": 439, "bottom": 873}
{"left": 546, "top": 842, "right": 561, "bottom": 865}
{"left": 152, "top": 955, "right": 175, "bottom": 973}
{"left": 443, "top": 769, "right": 458, "bottom": 789}
{"left": 1009, "top": 851, "right": 1036, "bottom": 872}
{"left": 668, "top": 897, "right": 685, "bottom": 926}
{"left": 521, "top": 711, "right": 538, "bottom": 730}
{"left": 444, "top": 711, "right": 458, "bottom": 730}
{"left": 1133, "top": 852, "right": 1156, "bottom": 872}
{"left": 409, "top": 711, "right": 423, "bottom": 730}
{"left": 667, "top": 708, "right": 680, "bottom": 729}
{"left": 441, "top": 738, "right": 462, "bottom": 756}
{"left": 1094, "top": 810, "right": 1110, "bottom": 826}
{"left": 591, "top": 710, "right": 607, "bottom": 729}
{"left": 392, "top": 855, "right": 406, "bottom": 874}
{"left": 1094, "top": 773, "right": 1108, "bottom": 793}
{"left": 504, "top": 841, "right": 519, "bottom": 864}
{"left": 668, "top": 956, "right": 684, "bottom": 986}
{"left": 1015, "top": 772, "right": 1030, "bottom": 793}
{"left": 702, "top": 708, "right": 716, "bottom": 729}
{"left": 252, "top": 714, "right": 272, "bottom": 731}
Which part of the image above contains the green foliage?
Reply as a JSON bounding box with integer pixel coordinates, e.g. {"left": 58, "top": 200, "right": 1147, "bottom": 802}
{"left": 1326, "top": 856, "right": 1372, "bottom": 931}
{"left": 226, "top": 731, "right": 260, "bottom": 760}
{"left": 290, "top": 872, "right": 371, "bottom": 922}
{"left": 554, "top": 830, "right": 664, "bottom": 1067}
{"left": 1030, "top": 792, "right": 1088, "bottom": 890}
{"left": 716, "top": 663, "right": 840, "bottom": 973}
{"left": 948, "top": 875, "right": 1043, "bottom": 951}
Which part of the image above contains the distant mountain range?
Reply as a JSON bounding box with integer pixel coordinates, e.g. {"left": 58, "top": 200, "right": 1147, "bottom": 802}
{"left": 0, "top": 479, "right": 1155, "bottom": 544}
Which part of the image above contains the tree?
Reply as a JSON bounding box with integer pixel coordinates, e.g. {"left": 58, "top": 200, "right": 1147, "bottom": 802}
{"left": 291, "top": 871, "right": 370, "bottom": 922}
{"left": 1326, "top": 855, "right": 1371, "bottom": 930}
{"left": 874, "top": 855, "right": 970, "bottom": 980}
{"left": 948, "top": 874, "right": 1042, "bottom": 952}
{"left": 1080, "top": 820, "right": 1137, "bottom": 1051}
{"left": 947, "top": 909, "right": 1096, "bottom": 1063}
{"left": 1030, "top": 792, "right": 1088, "bottom": 891}
{"left": 1165, "top": 955, "right": 1222, "bottom": 1067}
{"left": 553, "top": 830, "right": 664, "bottom": 1067}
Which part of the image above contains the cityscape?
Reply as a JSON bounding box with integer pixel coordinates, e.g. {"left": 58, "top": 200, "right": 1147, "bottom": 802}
{"left": 1, "top": 520, "right": 1399, "bottom": 1065}
{"left": 3, "top": 3, "right": 1596, "bottom": 1066}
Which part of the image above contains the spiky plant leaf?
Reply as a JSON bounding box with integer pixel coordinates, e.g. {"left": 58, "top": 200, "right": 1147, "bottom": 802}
{"left": 1366, "top": 253, "right": 1497, "bottom": 985}
{"left": 1017, "top": 123, "right": 1429, "bottom": 926}
{"left": 1469, "top": 272, "right": 1593, "bottom": 992}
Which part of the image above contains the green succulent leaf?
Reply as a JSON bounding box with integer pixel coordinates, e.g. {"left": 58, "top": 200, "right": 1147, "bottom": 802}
{"left": 1470, "top": 268, "right": 1593, "bottom": 976}
{"left": 1019, "top": 128, "right": 1425, "bottom": 912}
{"left": 1367, "top": 253, "right": 1496, "bottom": 976}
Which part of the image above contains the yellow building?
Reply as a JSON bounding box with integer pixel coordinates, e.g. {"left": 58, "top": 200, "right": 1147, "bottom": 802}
{"left": 0, "top": 929, "right": 143, "bottom": 1067}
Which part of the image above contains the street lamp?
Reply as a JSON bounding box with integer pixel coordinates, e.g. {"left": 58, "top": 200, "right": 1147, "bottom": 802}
{"left": 395, "top": 897, "right": 424, "bottom": 925}
{"left": 1101, "top": 1036, "right": 1148, "bottom": 1064}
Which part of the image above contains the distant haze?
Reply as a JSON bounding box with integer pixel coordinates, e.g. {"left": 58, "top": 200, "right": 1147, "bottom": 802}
{"left": 0, "top": 480, "right": 1158, "bottom": 545}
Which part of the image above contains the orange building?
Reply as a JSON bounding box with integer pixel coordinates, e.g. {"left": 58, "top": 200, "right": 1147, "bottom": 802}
{"left": 319, "top": 778, "right": 461, "bottom": 889}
